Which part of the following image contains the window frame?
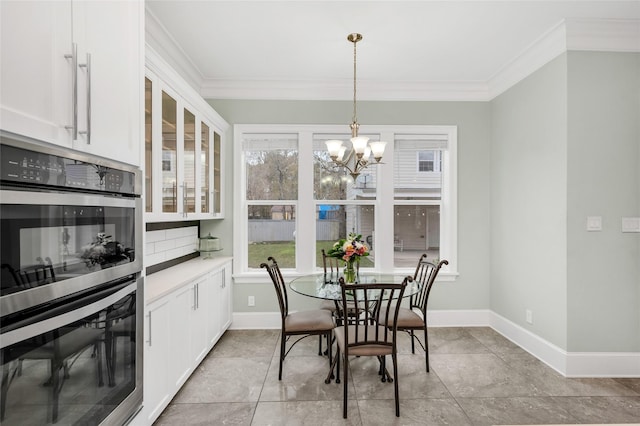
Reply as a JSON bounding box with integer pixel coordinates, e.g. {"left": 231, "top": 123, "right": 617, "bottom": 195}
{"left": 234, "top": 124, "right": 458, "bottom": 282}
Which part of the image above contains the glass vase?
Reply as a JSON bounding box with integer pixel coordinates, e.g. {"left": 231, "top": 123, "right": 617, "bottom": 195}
{"left": 343, "top": 260, "right": 357, "bottom": 284}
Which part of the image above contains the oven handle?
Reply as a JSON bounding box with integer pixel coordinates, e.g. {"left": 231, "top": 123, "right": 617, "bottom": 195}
{"left": 0, "top": 189, "right": 137, "bottom": 208}
{"left": 0, "top": 281, "right": 137, "bottom": 349}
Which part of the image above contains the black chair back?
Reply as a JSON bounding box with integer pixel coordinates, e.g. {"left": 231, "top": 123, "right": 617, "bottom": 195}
{"left": 260, "top": 257, "right": 289, "bottom": 319}
{"left": 411, "top": 255, "right": 448, "bottom": 314}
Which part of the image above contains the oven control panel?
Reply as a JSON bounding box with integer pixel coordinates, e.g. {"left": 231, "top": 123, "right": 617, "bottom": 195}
{"left": 0, "top": 143, "right": 137, "bottom": 195}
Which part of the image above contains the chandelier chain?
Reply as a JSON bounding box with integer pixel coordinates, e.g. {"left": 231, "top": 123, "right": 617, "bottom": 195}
{"left": 352, "top": 35, "right": 358, "bottom": 129}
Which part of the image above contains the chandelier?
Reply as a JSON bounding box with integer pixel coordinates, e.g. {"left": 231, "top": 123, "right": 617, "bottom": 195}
{"left": 325, "top": 33, "right": 386, "bottom": 180}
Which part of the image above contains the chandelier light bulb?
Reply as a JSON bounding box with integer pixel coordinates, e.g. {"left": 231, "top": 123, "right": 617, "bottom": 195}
{"left": 351, "top": 136, "right": 369, "bottom": 156}
{"left": 364, "top": 145, "right": 371, "bottom": 160}
{"left": 325, "top": 139, "right": 344, "bottom": 160}
{"left": 369, "top": 141, "right": 387, "bottom": 162}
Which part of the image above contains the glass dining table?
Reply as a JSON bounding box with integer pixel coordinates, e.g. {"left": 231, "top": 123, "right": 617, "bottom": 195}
{"left": 289, "top": 272, "right": 420, "bottom": 301}
{"left": 290, "top": 271, "right": 419, "bottom": 384}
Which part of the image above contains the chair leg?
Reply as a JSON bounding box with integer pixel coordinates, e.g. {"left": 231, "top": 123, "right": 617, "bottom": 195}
{"left": 325, "top": 346, "right": 338, "bottom": 384}
{"left": 410, "top": 330, "right": 416, "bottom": 354}
{"left": 423, "top": 327, "right": 429, "bottom": 372}
{"left": 318, "top": 335, "right": 322, "bottom": 356}
{"left": 392, "top": 352, "right": 400, "bottom": 417}
{"left": 326, "top": 332, "right": 332, "bottom": 372}
{"left": 336, "top": 349, "right": 341, "bottom": 384}
{"left": 279, "top": 332, "right": 285, "bottom": 380}
{"left": 342, "top": 354, "right": 348, "bottom": 419}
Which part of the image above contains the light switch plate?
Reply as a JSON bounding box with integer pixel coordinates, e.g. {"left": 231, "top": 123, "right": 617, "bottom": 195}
{"left": 586, "top": 216, "right": 602, "bottom": 231}
{"left": 622, "top": 217, "right": 640, "bottom": 233}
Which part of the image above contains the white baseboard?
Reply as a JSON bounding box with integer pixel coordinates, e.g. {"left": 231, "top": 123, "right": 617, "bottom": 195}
{"left": 565, "top": 352, "right": 640, "bottom": 378}
{"left": 230, "top": 310, "right": 640, "bottom": 377}
{"left": 490, "top": 311, "right": 640, "bottom": 378}
{"left": 229, "top": 312, "right": 281, "bottom": 329}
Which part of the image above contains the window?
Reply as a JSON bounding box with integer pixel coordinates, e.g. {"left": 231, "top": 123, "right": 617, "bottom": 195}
{"left": 417, "top": 150, "right": 442, "bottom": 172}
{"left": 243, "top": 133, "right": 298, "bottom": 268}
{"left": 394, "top": 135, "right": 451, "bottom": 267}
{"left": 234, "top": 125, "right": 457, "bottom": 278}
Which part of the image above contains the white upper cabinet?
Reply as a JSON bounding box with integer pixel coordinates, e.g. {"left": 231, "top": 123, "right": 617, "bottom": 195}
{"left": 0, "top": 0, "right": 142, "bottom": 167}
{"left": 1, "top": 1, "right": 72, "bottom": 146}
{"left": 145, "top": 49, "right": 228, "bottom": 221}
{"left": 70, "top": 1, "right": 142, "bottom": 165}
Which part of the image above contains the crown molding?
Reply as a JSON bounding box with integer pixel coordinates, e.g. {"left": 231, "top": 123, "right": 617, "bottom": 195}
{"left": 566, "top": 18, "right": 640, "bottom": 52}
{"left": 146, "top": 45, "right": 229, "bottom": 132}
{"left": 145, "top": 6, "right": 204, "bottom": 93}
{"left": 488, "top": 19, "right": 568, "bottom": 100}
{"left": 488, "top": 18, "right": 640, "bottom": 100}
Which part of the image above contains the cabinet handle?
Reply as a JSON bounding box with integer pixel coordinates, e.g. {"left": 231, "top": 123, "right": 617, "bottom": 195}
{"left": 196, "top": 283, "right": 200, "bottom": 309}
{"left": 64, "top": 43, "right": 78, "bottom": 140}
{"left": 180, "top": 182, "right": 187, "bottom": 217}
{"left": 184, "top": 181, "right": 188, "bottom": 218}
{"left": 146, "top": 311, "right": 152, "bottom": 346}
{"left": 78, "top": 53, "right": 92, "bottom": 144}
{"left": 192, "top": 284, "right": 197, "bottom": 310}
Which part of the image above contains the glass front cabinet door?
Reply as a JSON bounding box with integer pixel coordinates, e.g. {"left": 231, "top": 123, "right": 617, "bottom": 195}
{"left": 144, "top": 70, "right": 227, "bottom": 221}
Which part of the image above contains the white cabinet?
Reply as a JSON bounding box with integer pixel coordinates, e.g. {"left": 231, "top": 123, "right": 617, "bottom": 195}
{"left": 143, "top": 296, "right": 172, "bottom": 424}
{"left": 189, "top": 275, "right": 210, "bottom": 366}
{"left": 0, "top": 0, "right": 142, "bottom": 167}
{"left": 169, "top": 285, "right": 192, "bottom": 388}
{"left": 206, "top": 260, "right": 232, "bottom": 347}
{"left": 144, "top": 49, "right": 228, "bottom": 221}
{"left": 139, "top": 258, "right": 232, "bottom": 425}
{"left": 219, "top": 262, "right": 232, "bottom": 333}
{"left": 1, "top": 1, "right": 72, "bottom": 146}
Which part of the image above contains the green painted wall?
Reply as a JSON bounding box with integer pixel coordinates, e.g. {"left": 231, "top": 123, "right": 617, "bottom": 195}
{"left": 490, "top": 54, "right": 569, "bottom": 349}
{"left": 489, "top": 51, "right": 640, "bottom": 352}
{"left": 566, "top": 51, "right": 640, "bottom": 352}
{"left": 201, "top": 100, "right": 492, "bottom": 314}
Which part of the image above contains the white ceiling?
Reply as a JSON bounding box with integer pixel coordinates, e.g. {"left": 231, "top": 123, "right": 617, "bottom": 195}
{"left": 146, "top": 1, "right": 640, "bottom": 101}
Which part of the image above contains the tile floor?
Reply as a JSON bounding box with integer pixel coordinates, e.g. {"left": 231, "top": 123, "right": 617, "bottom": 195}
{"left": 154, "top": 327, "right": 640, "bottom": 425}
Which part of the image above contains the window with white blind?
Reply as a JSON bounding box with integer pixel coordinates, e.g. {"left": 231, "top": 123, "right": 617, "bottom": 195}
{"left": 234, "top": 124, "right": 457, "bottom": 278}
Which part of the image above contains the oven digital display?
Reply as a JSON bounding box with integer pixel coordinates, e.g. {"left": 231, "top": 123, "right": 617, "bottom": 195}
{"left": 0, "top": 144, "right": 136, "bottom": 195}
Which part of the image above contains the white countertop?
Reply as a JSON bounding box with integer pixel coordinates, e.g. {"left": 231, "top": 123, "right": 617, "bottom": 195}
{"left": 145, "top": 256, "right": 232, "bottom": 304}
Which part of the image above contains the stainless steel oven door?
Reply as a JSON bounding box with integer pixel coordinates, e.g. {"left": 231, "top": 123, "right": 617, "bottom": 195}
{"left": 0, "top": 276, "right": 143, "bottom": 425}
{"left": 0, "top": 190, "right": 142, "bottom": 316}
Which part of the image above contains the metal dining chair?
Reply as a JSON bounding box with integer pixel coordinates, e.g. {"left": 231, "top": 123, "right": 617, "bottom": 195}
{"left": 261, "top": 256, "right": 335, "bottom": 380}
{"left": 378, "top": 254, "right": 448, "bottom": 372}
{"left": 326, "top": 276, "right": 409, "bottom": 418}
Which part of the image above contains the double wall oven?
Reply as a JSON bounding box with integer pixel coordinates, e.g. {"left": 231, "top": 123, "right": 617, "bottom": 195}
{"left": 0, "top": 134, "right": 143, "bottom": 425}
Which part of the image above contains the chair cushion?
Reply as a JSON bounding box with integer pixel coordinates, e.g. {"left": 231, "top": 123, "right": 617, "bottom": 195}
{"left": 285, "top": 309, "right": 335, "bottom": 333}
{"left": 333, "top": 325, "right": 394, "bottom": 357}
{"left": 319, "top": 300, "right": 337, "bottom": 312}
{"left": 378, "top": 306, "right": 425, "bottom": 329}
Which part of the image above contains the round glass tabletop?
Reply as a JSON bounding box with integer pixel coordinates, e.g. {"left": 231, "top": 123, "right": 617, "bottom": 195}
{"left": 289, "top": 272, "right": 419, "bottom": 301}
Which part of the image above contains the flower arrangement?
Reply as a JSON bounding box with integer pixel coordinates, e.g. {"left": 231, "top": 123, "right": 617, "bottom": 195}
{"left": 326, "top": 232, "right": 369, "bottom": 283}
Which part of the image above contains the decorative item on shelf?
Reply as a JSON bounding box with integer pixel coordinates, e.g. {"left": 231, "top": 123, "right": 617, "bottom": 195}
{"left": 324, "top": 33, "right": 387, "bottom": 180}
{"left": 198, "top": 233, "right": 222, "bottom": 259}
{"left": 326, "top": 232, "right": 369, "bottom": 284}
